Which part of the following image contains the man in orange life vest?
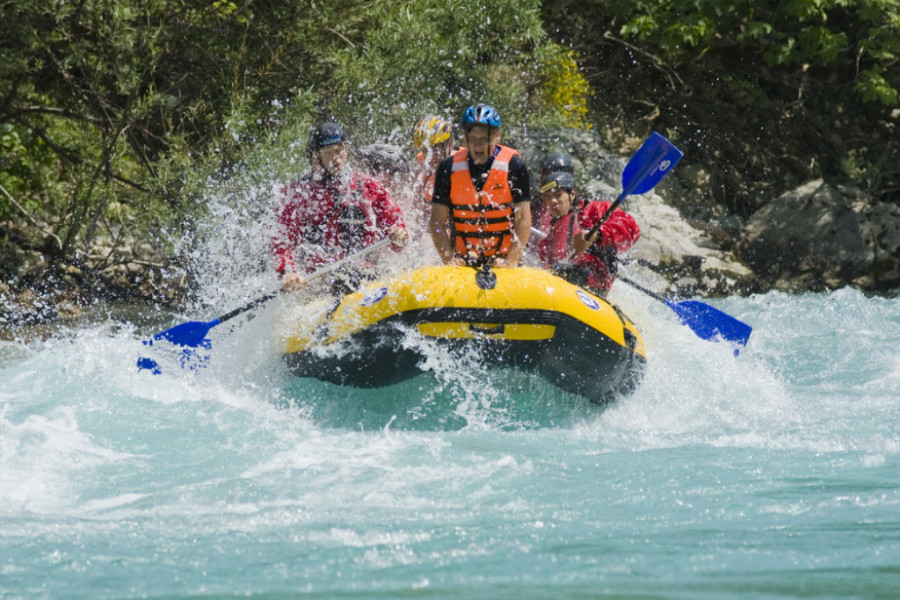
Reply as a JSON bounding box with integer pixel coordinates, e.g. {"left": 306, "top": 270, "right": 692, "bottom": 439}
{"left": 427, "top": 104, "right": 532, "bottom": 268}
{"left": 271, "top": 121, "right": 409, "bottom": 294}
{"left": 412, "top": 116, "right": 454, "bottom": 204}
{"left": 536, "top": 155, "right": 641, "bottom": 297}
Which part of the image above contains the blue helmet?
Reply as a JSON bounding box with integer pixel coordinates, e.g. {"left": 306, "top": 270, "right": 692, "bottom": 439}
{"left": 461, "top": 103, "right": 502, "bottom": 129}
{"left": 306, "top": 120, "right": 347, "bottom": 162}
{"left": 311, "top": 121, "right": 346, "bottom": 150}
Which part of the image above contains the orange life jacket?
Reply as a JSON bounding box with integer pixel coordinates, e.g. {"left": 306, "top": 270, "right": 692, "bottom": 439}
{"left": 449, "top": 145, "right": 518, "bottom": 263}
{"left": 416, "top": 151, "right": 436, "bottom": 203}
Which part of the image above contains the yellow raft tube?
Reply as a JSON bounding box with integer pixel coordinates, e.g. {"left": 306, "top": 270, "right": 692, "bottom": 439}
{"left": 283, "top": 265, "right": 646, "bottom": 404}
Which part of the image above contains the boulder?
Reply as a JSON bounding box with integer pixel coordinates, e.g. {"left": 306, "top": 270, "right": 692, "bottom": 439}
{"left": 736, "top": 179, "right": 895, "bottom": 291}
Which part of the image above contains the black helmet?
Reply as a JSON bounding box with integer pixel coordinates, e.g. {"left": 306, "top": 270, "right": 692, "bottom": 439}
{"left": 312, "top": 122, "right": 346, "bottom": 149}
{"left": 540, "top": 170, "right": 575, "bottom": 193}
{"left": 359, "top": 143, "right": 408, "bottom": 175}
{"left": 540, "top": 151, "right": 574, "bottom": 177}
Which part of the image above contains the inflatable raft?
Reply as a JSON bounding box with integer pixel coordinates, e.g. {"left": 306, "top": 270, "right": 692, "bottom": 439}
{"left": 282, "top": 265, "right": 646, "bottom": 404}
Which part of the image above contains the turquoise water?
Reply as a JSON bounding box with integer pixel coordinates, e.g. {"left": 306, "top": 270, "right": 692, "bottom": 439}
{"left": 2, "top": 285, "right": 899, "bottom": 599}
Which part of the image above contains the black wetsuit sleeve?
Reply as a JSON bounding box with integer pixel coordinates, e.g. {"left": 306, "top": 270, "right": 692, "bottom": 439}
{"left": 430, "top": 157, "right": 454, "bottom": 206}
{"left": 508, "top": 155, "right": 531, "bottom": 204}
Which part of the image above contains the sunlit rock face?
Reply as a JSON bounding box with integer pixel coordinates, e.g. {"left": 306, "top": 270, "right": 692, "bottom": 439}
{"left": 738, "top": 179, "right": 900, "bottom": 293}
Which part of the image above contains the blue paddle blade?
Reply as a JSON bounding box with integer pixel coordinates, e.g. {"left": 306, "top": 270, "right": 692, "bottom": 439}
{"left": 137, "top": 339, "right": 212, "bottom": 374}
{"left": 665, "top": 298, "right": 752, "bottom": 350}
{"left": 622, "top": 132, "right": 683, "bottom": 197}
{"left": 136, "top": 357, "right": 162, "bottom": 374}
{"left": 152, "top": 318, "right": 220, "bottom": 348}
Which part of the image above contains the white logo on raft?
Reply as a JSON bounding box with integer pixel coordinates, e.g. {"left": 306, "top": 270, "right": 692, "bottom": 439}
{"left": 576, "top": 289, "right": 600, "bottom": 311}
{"left": 659, "top": 159, "right": 672, "bottom": 172}
{"left": 360, "top": 286, "right": 389, "bottom": 307}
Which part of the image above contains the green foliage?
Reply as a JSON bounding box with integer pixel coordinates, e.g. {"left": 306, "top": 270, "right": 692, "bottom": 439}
{"left": 189, "top": 0, "right": 594, "bottom": 195}
{"left": 0, "top": 0, "right": 608, "bottom": 280}
{"left": 855, "top": 67, "right": 898, "bottom": 106}
{"left": 295, "top": 0, "right": 551, "bottom": 138}
{"left": 606, "top": 0, "right": 899, "bottom": 106}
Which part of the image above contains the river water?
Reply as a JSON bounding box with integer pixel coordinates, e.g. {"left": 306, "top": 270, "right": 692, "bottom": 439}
{"left": 3, "top": 274, "right": 899, "bottom": 598}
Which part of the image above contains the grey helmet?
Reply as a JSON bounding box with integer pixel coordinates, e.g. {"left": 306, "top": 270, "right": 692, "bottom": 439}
{"left": 539, "top": 151, "right": 574, "bottom": 178}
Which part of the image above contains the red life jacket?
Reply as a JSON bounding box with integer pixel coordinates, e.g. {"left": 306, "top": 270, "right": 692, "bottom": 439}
{"left": 541, "top": 200, "right": 620, "bottom": 295}
{"left": 273, "top": 173, "right": 402, "bottom": 274}
{"left": 544, "top": 207, "right": 582, "bottom": 265}
{"left": 448, "top": 145, "right": 518, "bottom": 263}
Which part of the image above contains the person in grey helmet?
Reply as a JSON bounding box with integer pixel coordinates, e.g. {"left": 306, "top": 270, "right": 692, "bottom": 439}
{"left": 532, "top": 151, "right": 575, "bottom": 229}
{"left": 271, "top": 121, "right": 409, "bottom": 294}
{"left": 535, "top": 154, "right": 640, "bottom": 297}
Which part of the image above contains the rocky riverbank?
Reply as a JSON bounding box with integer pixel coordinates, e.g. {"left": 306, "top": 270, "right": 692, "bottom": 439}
{"left": 1, "top": 218, "right": 186, "bottom": 328}
{"left": 520, "top": 127, "right": 900, "bottom": 298}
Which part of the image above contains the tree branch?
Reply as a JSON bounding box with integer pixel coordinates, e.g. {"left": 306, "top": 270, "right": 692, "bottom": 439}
{"left": 602, "top": 31, "right": 687, "bottom": 92}
{"left": 0, "top": 182, "right": 64, "bottom": 250}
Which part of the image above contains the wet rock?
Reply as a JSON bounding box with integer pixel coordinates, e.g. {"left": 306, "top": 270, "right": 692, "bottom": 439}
{"left": 0, "top": 286, "right": 59, "bottom": 325}
{"left": 865, "top": 201, "right": 900, "bottom": 290}
{"left": 737, "top": 179, "right": 897, "bottom": 292}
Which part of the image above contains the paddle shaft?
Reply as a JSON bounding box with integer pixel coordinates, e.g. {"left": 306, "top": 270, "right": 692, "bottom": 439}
{"left": 615, "top": 274, "right": 667, "bottom": 303}
{"left": 530, "top": 195, "right": 619, "bottom": 256}
{"left": 575, "top": 132, "right": 682, "bottom": 252}
{"left": 530, "top": 227, "right": 752, "bottom": 348}
{"left": 536, "top": 198, "right": 623, "bottom": 262}
{"left": 533, "top": 225, "right": 645, "bottom": 293}
{"left": 533, "top": 225, "right": 690, "bottom": 304}
{"left": 561, "top": 195, "right": 627, "bottom": 262}
{"left": 138, "top": 237, "right": 398, "bottom": 371}
{"left": 302, "top": 236, "right": 392, "bottom": 283}
{"left": 216, "top": 291, "right": 276, "bottom": 325}
{"left": 218, "top": 237, "right": 393, "bottom": 325}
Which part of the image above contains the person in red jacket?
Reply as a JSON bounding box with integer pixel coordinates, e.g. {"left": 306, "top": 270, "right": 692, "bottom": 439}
{"left": 536, "top": 157, "right": 640, "bottom": 297}
{"left": 271, "top": 121, "right": 409, "bottom": 294}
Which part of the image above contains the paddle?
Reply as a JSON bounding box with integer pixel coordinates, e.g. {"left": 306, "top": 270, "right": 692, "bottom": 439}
{"left": 615, "top": 275, "right": 752, "bottom": 350}
{"left": 137, "top": 237, "right": 392, "bottom": 372}
{"left": 529, "top": 131, "right": 751, "bottom": 351}
{"left": 533, "top": 223, "right": 752, "bottom": 351}
{"left": 573, "top": 132, "right": 683, "bottom": 250}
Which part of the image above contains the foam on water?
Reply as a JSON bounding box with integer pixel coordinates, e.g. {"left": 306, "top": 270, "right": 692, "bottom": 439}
{"left": 2, "top": 286, "right": 900, "bottom": 598}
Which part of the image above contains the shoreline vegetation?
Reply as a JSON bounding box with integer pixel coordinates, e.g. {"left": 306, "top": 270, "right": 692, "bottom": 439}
{"left": 3, "top": 1, "right": 899, "bottom": 326}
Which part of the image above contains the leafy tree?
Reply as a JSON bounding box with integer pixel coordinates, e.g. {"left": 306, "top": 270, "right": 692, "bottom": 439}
{"left": 543, "top": 0, "right": 899, "bottom": 219}
{"left": 1, "top": 0, "right": 590, "bottom": 293}
{"left": 609, "top": 0, "right": 899, "bottom": 107}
